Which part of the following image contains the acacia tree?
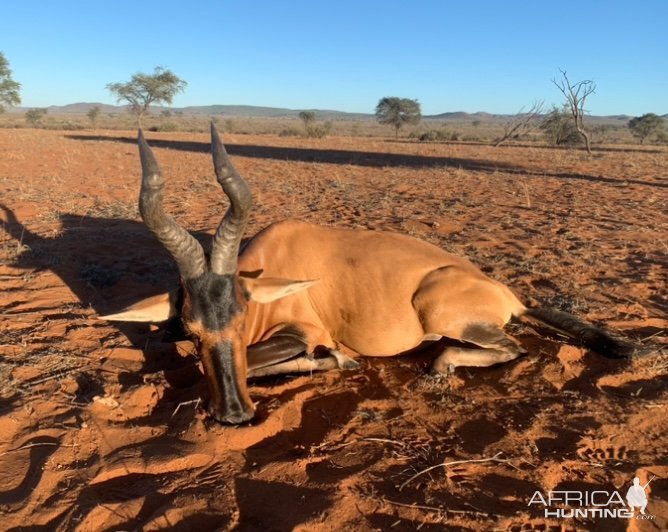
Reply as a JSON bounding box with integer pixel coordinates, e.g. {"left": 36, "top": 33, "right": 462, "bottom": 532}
{"left": 106, "top": 67, "right": 186, "bottom": 126}
{"left": 628, "top": 113, "right": 663, "bottom": 144}
{"left": 0, "top": 52, "right": 21, "bottom": 112}
{"left": 375, "top": 97, "right": 421, "bottom": 138}
{"left": 552, "top": 69, "right": 596, "bottom": 154}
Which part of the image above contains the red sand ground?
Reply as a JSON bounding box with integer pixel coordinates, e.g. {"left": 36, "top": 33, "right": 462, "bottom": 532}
{"left": 0, "top": 129, "right": 666, "bottom": 531}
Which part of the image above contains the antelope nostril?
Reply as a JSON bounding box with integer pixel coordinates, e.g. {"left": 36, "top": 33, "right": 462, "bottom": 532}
{"left": 202, "top": 339, "right": 255, "bottom": 424}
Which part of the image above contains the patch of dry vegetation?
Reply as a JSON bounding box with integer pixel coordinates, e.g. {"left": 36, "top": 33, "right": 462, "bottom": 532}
{"left": 0, "top": 109, "right": 645, "bottom": 145}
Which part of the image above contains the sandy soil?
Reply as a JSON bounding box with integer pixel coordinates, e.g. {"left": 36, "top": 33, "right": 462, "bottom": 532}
{"left": 0, "top": 128, "right": 666, "bottom": 531}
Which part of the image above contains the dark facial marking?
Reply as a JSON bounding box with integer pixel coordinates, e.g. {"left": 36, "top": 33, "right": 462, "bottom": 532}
{"left": 206, "top": 340, "right": 254, "bottom": 423}
{"left": 180, "top": 272, "right": 255, "bottom": 423}
{"left": 183, "top": 273, "right": 246, "bottom": 331}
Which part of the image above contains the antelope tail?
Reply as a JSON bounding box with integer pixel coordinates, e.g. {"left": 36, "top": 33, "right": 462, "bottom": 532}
{"left": 521, "top": 307, "right": 636, "bottom": 359}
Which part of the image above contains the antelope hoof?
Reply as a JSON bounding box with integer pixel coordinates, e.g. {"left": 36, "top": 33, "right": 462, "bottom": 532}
{"left": 207, "top": 402, "right": 255, "bottom": 425}
{"left": 429, "top": 355, "right": 456, "bottom": 376}
{"left": 328, "top": 350, "right": 360, "bottom": 370}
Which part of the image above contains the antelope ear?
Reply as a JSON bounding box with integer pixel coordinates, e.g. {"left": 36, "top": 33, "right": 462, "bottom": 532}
{"left": 240, "top": 277, "right": 319, "bottom": 304}
{"left": 99, "top": 290, "right": 179, "bottom": 323}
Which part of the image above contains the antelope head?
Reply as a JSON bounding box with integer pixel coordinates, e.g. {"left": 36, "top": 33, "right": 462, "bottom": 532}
{"left": 127, "top": 124, "right": 312, "bottom": 424}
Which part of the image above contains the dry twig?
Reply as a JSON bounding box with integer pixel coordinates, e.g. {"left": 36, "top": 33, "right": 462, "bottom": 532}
{"left": 171, "top": 398, "right": 201, "bottom": 417}
{"left": 383, "top": 498, "right": 491, "bottom": 518}
{"left": 400, "top": 451, "right": 519, "bottom": 491}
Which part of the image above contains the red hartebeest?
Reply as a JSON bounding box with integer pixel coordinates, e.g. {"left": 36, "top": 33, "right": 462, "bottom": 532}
{"left": 103, "top": 124, "right": 634, "bottom": 424}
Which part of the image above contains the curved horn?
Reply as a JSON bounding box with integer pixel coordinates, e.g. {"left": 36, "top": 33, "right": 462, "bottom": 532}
{"left": 138, "top": 129, "right": 206, "bottom": 279}
{"left": 209, "top": 122, "right": 252, "bottom": 275}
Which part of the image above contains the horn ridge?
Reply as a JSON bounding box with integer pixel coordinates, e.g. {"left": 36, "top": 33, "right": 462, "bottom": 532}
{"left": 138, "top": 129, "right": 206, "bottom": 279}
{"left": 209, "top": 122, "right": 252, "bottom": 275}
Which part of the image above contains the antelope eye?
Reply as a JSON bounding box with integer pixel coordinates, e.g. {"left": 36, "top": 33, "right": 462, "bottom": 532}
{"left": 180, "top": 319, "right": 196, "bottom": 338}
{"left": 161, "top": 316, "right": 189, "bottom": 342}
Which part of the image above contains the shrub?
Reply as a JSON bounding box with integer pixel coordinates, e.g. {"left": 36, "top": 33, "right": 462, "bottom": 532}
{"left": 87, "top": 106, "right": 101, "bottom": 127}
{"left": 49, "top": 121, "right": 85, "bottom": 131}
{"left": 419, "top": 129, "right": 448, "bottom": 142}
{"left": 149, "top": 122, "right": 178, "bottom": 132}
{"left": 410, "top": 128, "right": 450, "bottom": 142}
{"left": 541, "top": 106, "right": 582, "bottom": 145}
{"left": 655, "top": 130, "right": 668, "bottom": 144}
{"left": 628, "top": 113, "right": 664, "bottom": 144}
{"left": 279, "top": 127, "right": 302, "bottom": 137}
{"left": 25, "top": 108, "right": 48, "bottom": 126}
{"left": 306, "top": 121, "right": 332, "bottom": 138}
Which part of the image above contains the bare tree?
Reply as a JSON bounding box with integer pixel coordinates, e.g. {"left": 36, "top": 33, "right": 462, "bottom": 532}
{"left": 493, "top": 100, "right": 544, "bottom": 147}
{"left": 552, "top": 69, "right": 595, "bottom": 154}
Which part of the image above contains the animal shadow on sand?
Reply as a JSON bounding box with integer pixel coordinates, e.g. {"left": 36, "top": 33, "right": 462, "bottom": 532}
{"left": 2, "top": 205, "right": 368, "bottom": 428}
{"left": 66, "top": 134, "right": 667, "bottom": 189}
{"left": 1, "top": 204, "right": 207, "bottom": 418}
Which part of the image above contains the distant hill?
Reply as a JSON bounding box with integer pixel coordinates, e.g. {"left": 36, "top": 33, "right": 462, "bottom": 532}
{"left": 6, "top": 103, "right": 371, "bottom": 120}
{"left": 4, "top": 102, "right": 642, "bottom": 124}
{"left": 46, "top": 102, "right": 121, "bottom": 114}
{"left": 425, "top": 111, "right": 499, "bottom": 120}
{"left": 179, "top": 105, "right": 371, "bottom": 120}
{"left": 424, "top": 111, "right": 633, "bottom": 125}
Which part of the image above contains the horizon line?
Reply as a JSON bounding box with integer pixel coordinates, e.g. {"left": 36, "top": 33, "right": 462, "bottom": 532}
{"left": 2, "top": 101, "right": 659, "bottom": 119}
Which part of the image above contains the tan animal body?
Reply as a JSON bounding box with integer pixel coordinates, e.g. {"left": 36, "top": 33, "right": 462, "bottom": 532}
{"left": 104, "top": 124, "right": 634, "bottom": 424}
{"left": 239, "top": 220, "right": 524, "bottom": 357}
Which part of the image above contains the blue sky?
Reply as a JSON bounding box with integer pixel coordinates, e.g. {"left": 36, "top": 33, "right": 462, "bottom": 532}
{"left": 3, "top": 1, "right": 666, "bottom": 115}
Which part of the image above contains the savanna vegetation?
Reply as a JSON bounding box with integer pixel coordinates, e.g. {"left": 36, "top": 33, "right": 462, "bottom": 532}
{"left": 0, "top": 61, "right": 664, "bottom": 149}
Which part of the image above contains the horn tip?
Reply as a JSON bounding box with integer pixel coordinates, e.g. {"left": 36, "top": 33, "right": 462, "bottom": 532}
{"left": 138, "top": 129, "right": 150, "bottom": 153}
{"left": 211, "top": 121, "right": 222, "bottom": 145}
{"left": 138, "top": 130, "right": 161, "bottom": 179}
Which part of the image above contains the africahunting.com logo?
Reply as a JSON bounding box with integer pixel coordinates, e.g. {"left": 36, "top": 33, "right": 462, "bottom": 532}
{"left": 528, "top": 475, "right": 656, "bottom": 520}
